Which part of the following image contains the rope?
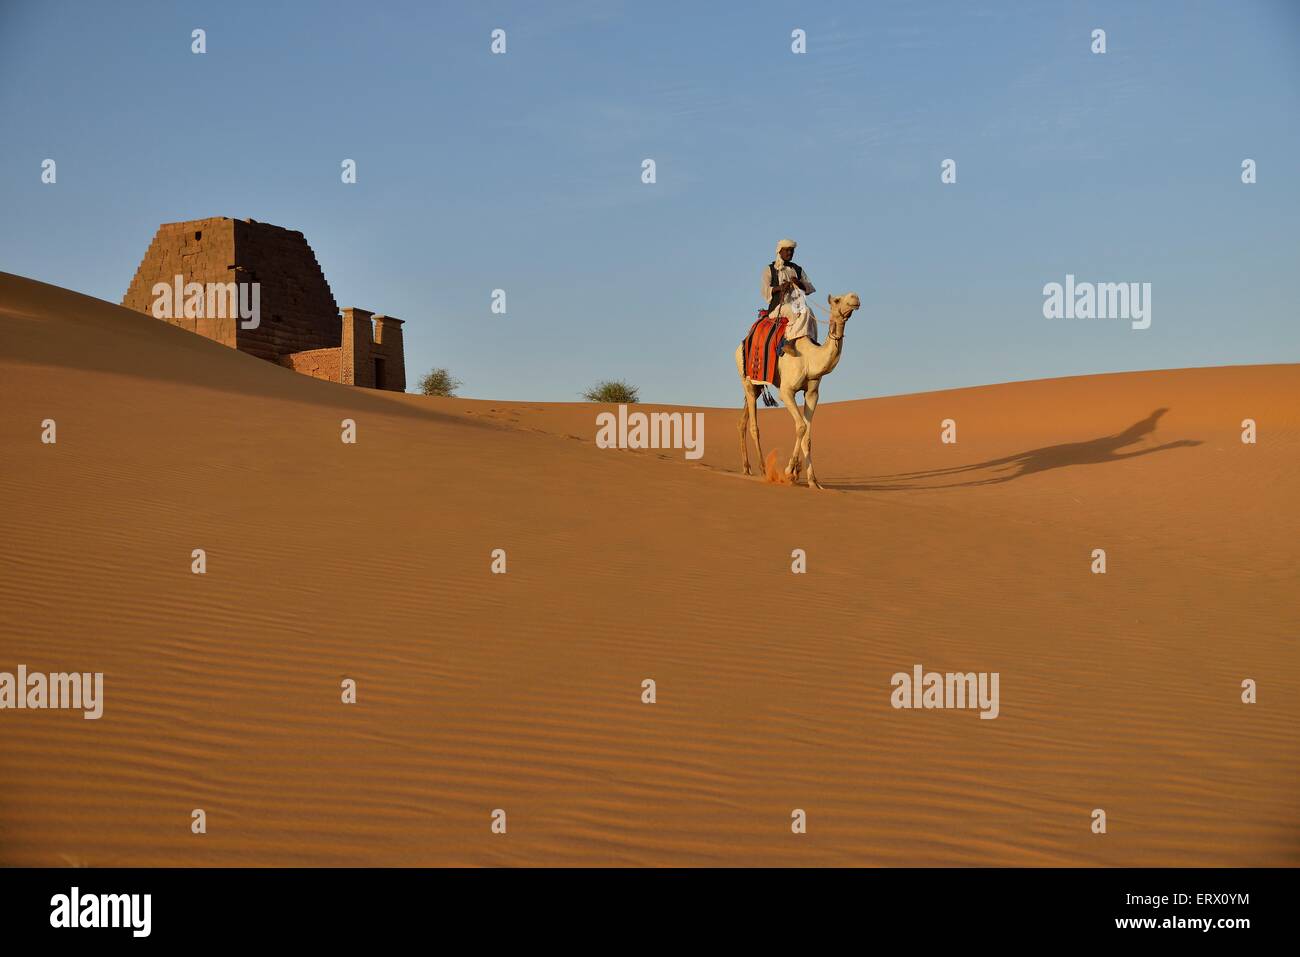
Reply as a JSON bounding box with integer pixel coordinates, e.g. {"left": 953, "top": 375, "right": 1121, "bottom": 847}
{"left": 784, "top": 283, "right": 828, "bottom": 327}
{"left": 770, "top": 266, "right": 828, "bottom": 326}
{"left": 776, "top": 298, "right": 827, "bottom": 326}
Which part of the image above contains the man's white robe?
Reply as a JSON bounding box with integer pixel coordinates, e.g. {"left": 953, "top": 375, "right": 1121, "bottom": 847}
{"left": 761, "top": 260, "right": 817, "bottom": 342}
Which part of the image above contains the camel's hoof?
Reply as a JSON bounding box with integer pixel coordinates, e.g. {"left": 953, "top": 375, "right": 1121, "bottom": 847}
{"left": 808, "top": 481, "right": 825, "bottom": 491}
{"left": 742, "top": 466, "right": 752, "bottom": 476}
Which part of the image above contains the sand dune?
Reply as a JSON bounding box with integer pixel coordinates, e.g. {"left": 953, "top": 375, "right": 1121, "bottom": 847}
{"left": 0, "top": 271, "right": 1295, "bottom": 866}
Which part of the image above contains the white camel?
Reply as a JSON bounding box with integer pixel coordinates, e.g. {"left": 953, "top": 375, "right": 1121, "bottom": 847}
{"left": 734, "top": 293, "right": 860, "bottom": 489}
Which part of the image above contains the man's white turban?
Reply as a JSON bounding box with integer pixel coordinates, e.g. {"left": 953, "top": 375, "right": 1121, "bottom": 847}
{"left": 776, "top": 239, "right": 797, "bottom": 255}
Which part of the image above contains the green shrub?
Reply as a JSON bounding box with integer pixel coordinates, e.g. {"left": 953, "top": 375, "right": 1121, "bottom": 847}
{"left": 418, "top": 368, "right": 462, "bottom": 397}
{"left": 582, "top": 379, "right": 639, "bottom": 403}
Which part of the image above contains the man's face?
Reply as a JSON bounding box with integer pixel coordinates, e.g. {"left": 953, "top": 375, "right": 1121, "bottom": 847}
{"left": 779, "top": 246, "right": 794, "bottom": 262}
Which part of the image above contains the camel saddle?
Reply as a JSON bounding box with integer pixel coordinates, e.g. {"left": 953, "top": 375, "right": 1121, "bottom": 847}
{"left": 742, "top": 310, "right": 788, "bottom": 388}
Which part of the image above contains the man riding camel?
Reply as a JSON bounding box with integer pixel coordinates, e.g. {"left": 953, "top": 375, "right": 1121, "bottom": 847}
{"left": 761, "top": 238, "right": 817, "bottom": 355}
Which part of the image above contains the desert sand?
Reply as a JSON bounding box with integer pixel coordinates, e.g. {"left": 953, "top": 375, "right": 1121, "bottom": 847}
{"left": 0, "top": 270, "right": 1295, "bottom": 866}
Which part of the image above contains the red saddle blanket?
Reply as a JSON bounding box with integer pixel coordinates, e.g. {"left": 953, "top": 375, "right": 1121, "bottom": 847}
{"left": 742, "top": 312, "right": 788, "bottom": 387}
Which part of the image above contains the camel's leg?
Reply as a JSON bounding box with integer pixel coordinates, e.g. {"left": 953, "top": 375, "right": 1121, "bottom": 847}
{"left": 802, "top": 380, "right": 823, "bottom": 489}
{"left": 736, "top": 347, "right": 756, "bottom": 476}
{"left": 781, "top": 386, "right": 806, "bottom": 478}
{"left": 748, "top": 385, "right": 764, "bottom": 471}
{"left": 738, "top": 381, "right": 756, "bottom": 475}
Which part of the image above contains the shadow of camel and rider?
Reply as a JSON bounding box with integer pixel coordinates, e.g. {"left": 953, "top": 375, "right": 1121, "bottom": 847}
{"left": 825, "top": 408, "right": 1202, "bottom": 492}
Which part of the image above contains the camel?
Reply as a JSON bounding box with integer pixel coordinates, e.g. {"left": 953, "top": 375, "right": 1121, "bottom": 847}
{"left": 734, "top": 293, "right": 861, "bottom": 489}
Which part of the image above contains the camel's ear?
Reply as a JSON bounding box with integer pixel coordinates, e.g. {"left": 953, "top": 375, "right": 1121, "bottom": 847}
{"left": 829, "top": 295, "right": 839, "bottom": 306}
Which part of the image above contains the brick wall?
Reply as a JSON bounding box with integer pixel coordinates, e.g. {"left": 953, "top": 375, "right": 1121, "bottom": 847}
{"left": 341, "top": 307, "right": 372, "bottom": 387}
{"left": 122, "top": 217, "right": 341, "bottom": 361}
{"left": 122, "top": 217, "right": 406, "bottom": 392}
{"left": 341, "top": 308, "right": 406, "bottom": 392}
{"left": 371, "top": 315, "right": 406, "bottom": 392}
{"left": 277, "top": 347, "right": 343, "bottom": 382}
{"left": 122, "top": 217, "right": 241, "bottom": 348}
{"left": 229, "top": 218, "right": 341, "bottom": 361}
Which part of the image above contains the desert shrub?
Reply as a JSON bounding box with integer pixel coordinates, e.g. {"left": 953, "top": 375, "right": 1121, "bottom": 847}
{"left": 419, "top": 368, "right": 461, "bottom": 397}
{"left": 582, "top": 379, "right": 639, "bottom": 403}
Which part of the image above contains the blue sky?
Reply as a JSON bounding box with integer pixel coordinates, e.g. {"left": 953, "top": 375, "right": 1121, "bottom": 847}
{"left": 2, "top": 0, "right": 1297, "bottom": 403}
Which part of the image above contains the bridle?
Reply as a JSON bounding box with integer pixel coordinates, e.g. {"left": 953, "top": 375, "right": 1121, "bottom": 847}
{"left": 809, "top": 303, "right": 855, "bottom": 341}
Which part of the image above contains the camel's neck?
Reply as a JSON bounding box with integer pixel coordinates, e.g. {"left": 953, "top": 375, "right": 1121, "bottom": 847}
{"left": 805, "top": 322, "right": 844, "bottom": 378}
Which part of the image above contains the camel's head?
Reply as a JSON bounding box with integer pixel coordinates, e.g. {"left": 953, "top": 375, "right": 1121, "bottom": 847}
{"left": 827, "top": 293, "right": 861, "bottom": 337}
{"left": 828, "top": 293, "right": 861, "bottom": 316}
